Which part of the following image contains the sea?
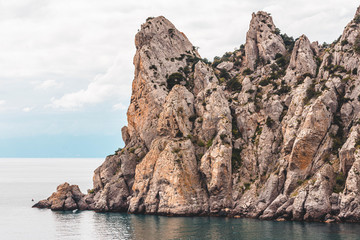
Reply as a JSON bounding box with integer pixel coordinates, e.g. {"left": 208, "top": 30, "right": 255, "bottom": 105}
{"left": 1, "top": 158, "right": 360, "bottom": 240}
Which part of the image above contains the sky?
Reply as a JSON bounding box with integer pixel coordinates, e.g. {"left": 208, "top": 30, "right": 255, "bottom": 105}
{"left": 0, "top": 0, "right": 358, "bottom": 157}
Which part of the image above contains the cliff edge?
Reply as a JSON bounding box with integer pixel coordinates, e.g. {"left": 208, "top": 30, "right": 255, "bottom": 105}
{"left": 34, "top": 7, "right": 360, "bottom": 222}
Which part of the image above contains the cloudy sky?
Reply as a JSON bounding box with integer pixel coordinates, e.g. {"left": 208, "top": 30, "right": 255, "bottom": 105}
{"left": 0, "top": 0, "right": 358, "bottom": 157}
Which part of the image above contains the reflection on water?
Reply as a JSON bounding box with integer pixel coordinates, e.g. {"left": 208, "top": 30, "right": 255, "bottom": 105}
{"left": 49, "top": 211, "right": 360, "bottom": 240}
{"left": 93, "top": 213, "right": 133, "bottom": 239}
{"left": 53, "top": 212, "right": 83, "bottom": 239}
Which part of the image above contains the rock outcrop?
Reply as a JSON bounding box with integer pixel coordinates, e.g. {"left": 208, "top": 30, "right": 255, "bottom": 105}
{"left": 285, "top": 34, "right": 317, "bottom": 84}
{"left": 34, "top": 6, "right": 360, "bottom": 222}
{"left": 245, "top": 11, "right": 286, "bottom": 70}
{"left": 33, "top": 182, "right": 87, "bottom": 211}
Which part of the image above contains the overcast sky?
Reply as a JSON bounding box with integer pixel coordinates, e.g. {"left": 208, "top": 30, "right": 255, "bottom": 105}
{"left": 0, "top": 0, "right": 358, "bottom": 157}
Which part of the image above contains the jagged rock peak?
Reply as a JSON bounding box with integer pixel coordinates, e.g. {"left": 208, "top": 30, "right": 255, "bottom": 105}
{"left": 245, "top": 11, "right": 286, "bottom": 70}
{"left": 287, "top": 34, "right": 317, "bottom": 78}
{"left": 356, "top": 5, "right": 360, "bottom": 17}
{"left": 135, "top": 16, "right": 195, "bottom": 54}
{"left": 320, "top": 5, "right": 360, "bottom": 76}
{"left": 128, "top": 16, "right": 200, "bottom": 149}
{"left": 34, "top": 5, "right": 360, "bottom": 223}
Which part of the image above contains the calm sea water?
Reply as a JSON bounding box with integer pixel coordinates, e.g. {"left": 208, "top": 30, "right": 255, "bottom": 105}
{"left": 1, "top": 158, "right": 360, "bottom": 240}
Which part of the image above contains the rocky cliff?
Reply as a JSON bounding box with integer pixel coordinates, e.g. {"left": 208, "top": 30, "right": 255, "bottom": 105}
{"left": 34, "top": 7, "right": 360, "bottom": 222}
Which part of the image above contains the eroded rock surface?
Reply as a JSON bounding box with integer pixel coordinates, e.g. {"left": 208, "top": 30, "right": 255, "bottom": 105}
{"left": 33, "top": 183, "right": 87, "bottom": 211}
{"left": 245, "top": 11, "right": 286, "bottom": 70}
{"left": 34, "top": 7, "right": 360, "bottom": 222}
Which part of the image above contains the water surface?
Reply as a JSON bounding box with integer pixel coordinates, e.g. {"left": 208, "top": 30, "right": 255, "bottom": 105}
{"left": 1, "top": 158, "right": 360, "bottom": 240}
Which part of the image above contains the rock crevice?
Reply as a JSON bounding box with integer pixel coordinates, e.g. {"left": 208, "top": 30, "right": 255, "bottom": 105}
{"left": 34, "top": 7, "right": 360, "bottom": 222}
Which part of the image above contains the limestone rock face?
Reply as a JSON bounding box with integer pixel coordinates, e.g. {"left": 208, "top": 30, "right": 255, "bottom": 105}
{"left": 302, "top": 165, "right": 334, "bottom": 221}
{"left": 216, "top": 61, "right": 234, "bottom": 71}
{"left": 89, "top": 153, "right": 133, "bottom": 211}
{"left": 129, "top": 138, "right": 209, "bottom": 215}
{"left": 156, "top": 85, "right": 195, "bottom": 138}
{"left": 339, "top": 152, "right": 360, "bottom": 221}
{"left": 195, "top": 83, "right": 233, "bottom": 212}
{"left": 193, "top": 62, "right": 217, "bottom": 96}
{"left": 289, "top": 99, "right": 332, "bottom": 171}
{"left": 128, "top": 16, "right": 196, "bottom": 149}
{"left": 32, "top": 183, "right": 86, "bottom": 211}
{"left": 35, "top": 6, "right": 360, "bottom": 222}
{"left": 339, "top": 126, "right": 360, "bottom": 173}
{"left": 286, "top": 35, "right": 317, "bottom": 83}
{"left": 245, "top": 11, "right": 286, "bottom": 70}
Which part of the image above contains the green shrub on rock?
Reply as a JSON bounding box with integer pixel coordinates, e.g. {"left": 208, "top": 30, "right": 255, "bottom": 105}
{"left": 166, "top": 72, "right": 185, "bottom": 90}
{"left": 353, "top": 35, "right": 360, "bottom": 54}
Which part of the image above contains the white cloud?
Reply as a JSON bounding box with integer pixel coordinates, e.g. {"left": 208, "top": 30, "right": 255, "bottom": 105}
{"left": 0, "top": 1, "right": 358, "bottom": 81}
{"left": 49, "top": 55, "right": 131, "bottom": 110}
{"left": 42, "top": 0, "right": 359, "bottom": 112}
{"left": 22, "top": 107, "right": 33, "bottom": 112}
{"left": 0, "top": 0, "right": 359, "bottom": 141}
{"left": 35, "top": 79, "right": 63, "bottom": 90}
